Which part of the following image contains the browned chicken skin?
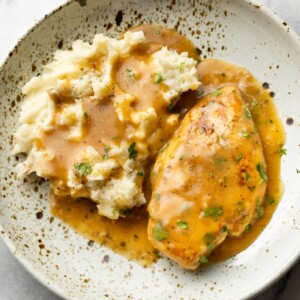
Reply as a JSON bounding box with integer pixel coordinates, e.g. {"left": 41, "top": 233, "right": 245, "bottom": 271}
{"left": 147, "top": 86, "right": 267, "bottom": 270}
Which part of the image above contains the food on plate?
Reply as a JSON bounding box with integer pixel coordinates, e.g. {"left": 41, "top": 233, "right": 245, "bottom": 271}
{"left": 13, "top": 29, "right": 199, "bottom": 219}
{"left": 148, "top": 86, "right": 267, "bottom": 269}
{"left": 14, "top": 24, "right": 285, "bottom": 269}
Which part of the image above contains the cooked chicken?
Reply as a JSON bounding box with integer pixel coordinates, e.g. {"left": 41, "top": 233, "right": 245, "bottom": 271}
{"left": 147, "top": 86, "right": 267, "bottom": 270}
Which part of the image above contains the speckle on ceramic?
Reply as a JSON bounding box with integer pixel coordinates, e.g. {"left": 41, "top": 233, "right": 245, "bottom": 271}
{"left": 0, "top": 0, "right": 300, "bottom": 299}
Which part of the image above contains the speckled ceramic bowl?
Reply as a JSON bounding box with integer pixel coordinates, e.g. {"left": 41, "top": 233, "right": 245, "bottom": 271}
{"left": 0, "top": 0, "right": 300, "bottom": 299}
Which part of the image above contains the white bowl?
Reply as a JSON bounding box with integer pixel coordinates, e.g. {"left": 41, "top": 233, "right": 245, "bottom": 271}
{"left": 0, "top": 1, "right": 299, "bottom": 299}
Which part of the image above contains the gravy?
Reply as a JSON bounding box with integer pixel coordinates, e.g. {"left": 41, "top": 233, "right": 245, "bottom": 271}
{"left": 50, "top": 25, "right": 284, "bottom": 266}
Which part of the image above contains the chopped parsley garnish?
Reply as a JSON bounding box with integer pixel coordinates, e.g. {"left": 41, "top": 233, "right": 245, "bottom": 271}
{"left": 83, "top": 111, "right": 88, "bottom": 118}
{"left": 220, "top": 134, "right": 226, "bottom": 141}
{"left": 256, "top": 163, "right": 268, "bottom": 183}
{"left": 153, "top": 222, "right": 169, "bottom": 241}
{"left": 240, "top": 131, "right": 251, "bottom": 138}
{"left": 137, "top": 171, "right": 144, "bottom": 177}
{"left": 221, "top": 225, "right": 228, "bottom": 233}
{"left": 179, "top": 62, "right": 185, "bottom": 73}
{"left": 255, "top": 201, "right": 264, "bottom": 219}
{"left": 203, "top": 206, "right": 223, "bottom": 221}
{"left": 103, "top": 145, "right": 111, "bottom": 160}
{"left": 215, "top": 156, "right": 227, "bottom": 166}
{"left": 128, "top": 142, "right": 138, "bottom": 160}
{"left": 244, "top": 224, "right": 252, "bottom": 232}
{"left": 244, "top": 108, "right": 251, "bottom": 119}
{"left": 278, "top": 146, "right": 287, "bottom": 156}
{"left": 197, "top": 90, "right": 205, "bottom": 98}
{"left": 125, "top": 68, "right": 135, "bottom": 83}
{"left": 245, "top": 173, "right": 251, "bottom": 182}
{"left": 177, "top": 221, "right": 189, "bottom": 229}
{"left": 167, "top": 101, "right": 176, "bottom": 112}
{"left": 297, "top": 169, "right": 300, "bottom": 174}
{"left": 266, "top": 196, "right": 276, "bottom": 205}
{"left": 74, "top": 162, "right": 92, "bottom": 177}
{"left": 119, "top": 207, "right": 132, "bottom": 216}
{"left": 236, "top": 154, "right": 243, "bottom": 162}
{"left": 199, "top": 256, "right": 209, "bottom": 264}
{"left": 248, "top": 186, "right": 255, "bottom": 191}
{"left": 153, "top": 73, "right": 164, "bottom": 84}
{"left": 211, "top": 89, "right": 222, "bottom": 97}
{"left": 204, "top": 232, "right": 216, "bottom": 246}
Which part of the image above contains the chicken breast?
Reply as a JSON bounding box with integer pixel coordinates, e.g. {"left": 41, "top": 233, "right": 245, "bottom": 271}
{"left": 148, "top": 86, "right": 267, "bottom": 270}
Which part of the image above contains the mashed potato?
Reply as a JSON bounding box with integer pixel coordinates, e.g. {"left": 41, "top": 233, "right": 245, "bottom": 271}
{"left": 14, "top": 30, "right": 200, "bottom": 219}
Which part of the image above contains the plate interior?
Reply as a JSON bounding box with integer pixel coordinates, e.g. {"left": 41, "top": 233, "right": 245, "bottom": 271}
{"left": 0, "top": 0, "right": 299, "bottom": 299}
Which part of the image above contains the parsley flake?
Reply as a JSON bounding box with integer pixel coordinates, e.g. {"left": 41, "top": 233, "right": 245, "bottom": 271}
{"left": 221, "top": 225, "right": 228, "bottom": 232}
{"left": 244, "top": 224, "right": 252, "bottom": 232}
{"left": 179, "top": 62, "right": 185, "bottom": 73}
{"left": 125, "top": 68, "right": 135, "bottom": 83}
{"left": 244, "top": 108, "right": 251, "bottom": 119}
{"left": 153, "top": 73, "right": 164, "bottom": 84}
{"left": 203, "top": 206, "right": 223, "bottom": 221}
{"left": 240, "top": 131, "right": 251, "bottom": 138}
{"left": 211, "top": 89, "right": 222, "bottom": 97}
{"left": 199, "top": 256, "right": 209, "bottom": 264}
{"left": 137, "top": 171, "right": 144, "bottom": 177}
{"left": 297, "top": 169, "right": 300, "bottom": 174}
{"left": 167, "top": 101, "right": 176, "bottom": 112}
{"left": 177, "top": 221, "right": 189, "bottom": 229}
{"left": 278, "top": 146, "right": 287, "bottom": 156}
{"left": 204, "top": 232, "right": 216, "bottom": 246}
{"left": 103, "top": 145, "right": 111, "bottom": 160}
{"left": 236, "top": 154, "right": 243, "bottom": 162}
{"left": 74, "top": 162, "right": 92, "bottom": 177}
{"left": 255, "top": 201, "right": 264, "bottom": 219}
{"left": 197, "top": 90, "right": 205, "bottom": 98}
{"left": 119, "top": 207, "right": 132, "bottom": 217}
{"left": 248, "top": 186, "right": 255, "bottom": 191}
{"left": 266, "top": 196, "right": 276, "bottom": 205}
{"left": 256, "top": 163, "right": 268, "bottom": 183}
{"left": 128, "top": 142, "right": 138, "bottom": 160}
{"left": 153, "top": 222, "right": 169, "bottom": 241}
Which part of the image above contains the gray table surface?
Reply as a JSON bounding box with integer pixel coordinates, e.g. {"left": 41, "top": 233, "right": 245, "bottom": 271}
{"left": 0, "top": 0, "right": 299, "bottom": 299}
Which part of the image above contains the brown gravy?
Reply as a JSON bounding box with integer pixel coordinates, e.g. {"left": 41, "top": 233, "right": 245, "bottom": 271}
{"left": 42, "top": 97, "right": 125, "bottom": 180}
{"left": 50, "top": 195, "right": 157, "bottom": 267}
{"left": 50, "top": 25, "right": 285, "bottom": 267}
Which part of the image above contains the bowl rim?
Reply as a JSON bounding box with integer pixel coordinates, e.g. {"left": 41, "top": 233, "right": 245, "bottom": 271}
{"left": 0, "top": 0, "right": 300, "bottom": 299}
